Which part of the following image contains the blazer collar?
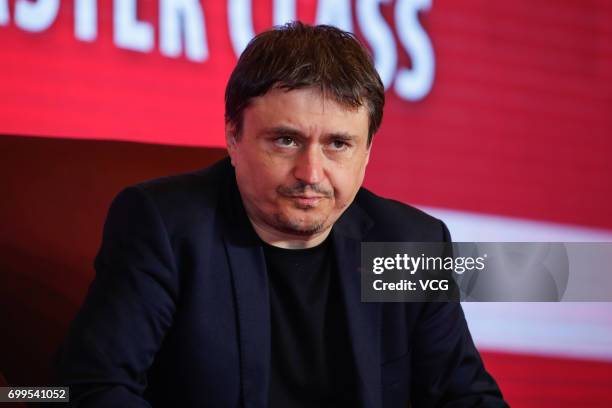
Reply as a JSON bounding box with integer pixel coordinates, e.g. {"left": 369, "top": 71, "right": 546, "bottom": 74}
{"left": 220, "top": 164, "right": 381, "bottom": 408}
{"left": 220, "top": 170, "right": 271, "bottom": 408}
{"left": 332, "top": 201, "right": 382, "bottom": 408}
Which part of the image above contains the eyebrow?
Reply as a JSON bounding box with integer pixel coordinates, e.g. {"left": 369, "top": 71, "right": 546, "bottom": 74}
{"left": 261, "top": 126, "right": 358, "bottom": 141}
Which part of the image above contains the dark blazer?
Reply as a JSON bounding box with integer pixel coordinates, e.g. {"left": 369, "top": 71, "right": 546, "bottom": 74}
{"left": 56, "top": 158, "right": 507, "bottom": 407}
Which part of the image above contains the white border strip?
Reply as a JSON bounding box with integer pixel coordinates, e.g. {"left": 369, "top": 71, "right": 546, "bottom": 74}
{"left": 421, "top": 206, "right": 612, "bottom": 361}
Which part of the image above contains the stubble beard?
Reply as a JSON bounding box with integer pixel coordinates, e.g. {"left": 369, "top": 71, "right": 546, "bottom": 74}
{"left": 273, "top": 206, "right": 329, "bottom": 236}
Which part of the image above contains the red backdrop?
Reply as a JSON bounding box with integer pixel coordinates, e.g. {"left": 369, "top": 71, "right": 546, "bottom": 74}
{"left": 1, "top": 0, "right": 610, "bottom": 228}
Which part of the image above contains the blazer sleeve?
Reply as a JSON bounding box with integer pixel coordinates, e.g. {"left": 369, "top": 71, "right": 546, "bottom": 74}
{"left": 55, "top": 186, "right": 179, "bottom": 407}
{"left": 409, "top": 220, "right": 508, "bottom": 407}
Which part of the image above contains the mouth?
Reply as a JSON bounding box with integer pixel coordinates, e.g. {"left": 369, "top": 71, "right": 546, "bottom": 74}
{"left": 284, "top": 195, "right": 326, "bottom": 206}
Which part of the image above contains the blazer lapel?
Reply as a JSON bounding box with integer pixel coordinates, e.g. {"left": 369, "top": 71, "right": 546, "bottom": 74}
{"left": 225, "top": 235, "right": 270, "bottom": 408}
{"left": 333, "top": 203, "right": 382, "bottom": 408}
{"left": 221, "top": 177, "right": 271, "bottom": 408}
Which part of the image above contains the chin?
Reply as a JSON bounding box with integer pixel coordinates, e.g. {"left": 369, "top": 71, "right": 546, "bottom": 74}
{"left": 274, "top": 212, "right": 328, "bottom": 236}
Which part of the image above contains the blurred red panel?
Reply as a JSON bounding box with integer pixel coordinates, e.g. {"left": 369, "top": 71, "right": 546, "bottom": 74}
{"left": 482, "top": 350, "right": 612, "bottom": 408}
{"left": 1, "top": 1, "right": 610, "bottom": 229}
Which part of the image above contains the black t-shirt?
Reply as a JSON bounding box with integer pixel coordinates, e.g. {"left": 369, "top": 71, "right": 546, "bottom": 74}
{"left": 262, "top": 236, "right": 361, "bottom": 407}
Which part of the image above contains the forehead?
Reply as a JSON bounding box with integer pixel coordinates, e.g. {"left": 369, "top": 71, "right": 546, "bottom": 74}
{"left": 244, "top": 87, "right": 369, "bottom": 138}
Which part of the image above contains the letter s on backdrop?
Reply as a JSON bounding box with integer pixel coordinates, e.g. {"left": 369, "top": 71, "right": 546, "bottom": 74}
{"left": 394, "top": 0, "right": 435, "bottom": 101}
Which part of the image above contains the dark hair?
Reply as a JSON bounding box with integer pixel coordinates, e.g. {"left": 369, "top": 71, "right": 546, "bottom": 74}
{"left": 224, "top": 21, "right": 385, "bottom": 145}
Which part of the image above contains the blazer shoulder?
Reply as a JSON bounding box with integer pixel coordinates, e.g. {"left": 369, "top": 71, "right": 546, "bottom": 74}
{"left": 355, "top": 188, "right": 449, "bottom": 242}
{"left": 117, "top": 157, "right": 232, "bottom": 232}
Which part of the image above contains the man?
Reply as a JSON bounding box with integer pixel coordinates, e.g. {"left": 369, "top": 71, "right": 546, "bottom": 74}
{"left": 56, "top": 22, "right": 507, "bottom": 407}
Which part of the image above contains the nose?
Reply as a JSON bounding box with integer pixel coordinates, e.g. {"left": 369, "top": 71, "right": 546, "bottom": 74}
{"left": 293, "top": 145, "right": 324, "bottom": 185}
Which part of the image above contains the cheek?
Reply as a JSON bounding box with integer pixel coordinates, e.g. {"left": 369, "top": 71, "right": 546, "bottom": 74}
{"left": 331, "top": 179, "right": 346, "bottom": 201}
{"left": 246, "top": 163, "right": 287, "bottom": 200}
{"left": 239, "top": 153, "right": 273, "bottom": 185}
{"left": 331, "top": 172, "right": 364, "bottom": 209}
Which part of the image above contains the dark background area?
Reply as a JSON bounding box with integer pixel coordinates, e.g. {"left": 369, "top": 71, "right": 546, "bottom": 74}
{"left": 0, "top": 134, "right": 226, "bottom": 387}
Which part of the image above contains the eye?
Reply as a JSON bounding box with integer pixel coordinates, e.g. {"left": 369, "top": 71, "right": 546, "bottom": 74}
{"left": 329, "top": 139, "right": 349, "bottom": 151}
{"left": 274, "top": 136, "right": 298, "bottom": 148}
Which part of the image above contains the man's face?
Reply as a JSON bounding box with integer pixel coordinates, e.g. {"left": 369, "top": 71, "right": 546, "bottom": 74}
{"left": 227, "top": 87, "right": 371, "bottom": 239}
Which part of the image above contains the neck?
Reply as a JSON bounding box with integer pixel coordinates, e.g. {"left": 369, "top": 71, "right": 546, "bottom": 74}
{"left": 248, "top": 218, "right": 332, "bottom": 249}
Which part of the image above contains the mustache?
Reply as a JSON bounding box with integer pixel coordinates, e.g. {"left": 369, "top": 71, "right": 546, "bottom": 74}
{"left": 277, "top": 182, "right": 333, "bottom": 198}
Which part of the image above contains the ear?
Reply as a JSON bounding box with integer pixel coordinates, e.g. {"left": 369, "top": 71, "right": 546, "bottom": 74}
{"left": 225, "top": 123, "right": 238, "bottom": 166}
